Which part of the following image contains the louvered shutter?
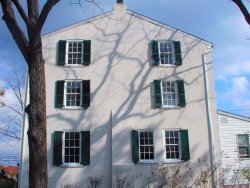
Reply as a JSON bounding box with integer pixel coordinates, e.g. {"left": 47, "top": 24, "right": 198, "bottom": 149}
{"left": 82, "top": 40, "right": 91, "bottom": 66}
{"left": 57, "top": 40, "right": 66, "bottom": 65}
{"left": 80, "top": 131, "right": 90, "bottom": 165}
{"left": 53, "top": 131, "right": 63, "bottom": 165}
{"left": 176, "top": 80, "right": 186, "bottom": 107}
{"left": 152, "top": 40, "right": 159, "bottom": 66}
{"left": 180, "top": 130, "right": 190, "bottom": 161}
{"left": 131, "top": 130, "right": 139, "bottom": 164}
{"left": 55, "top": 81, "right": 65, "bottom": 108}
{"left": 153, "top": 80, "right": 162, "bottom": 108}
{"left": 82, "top": 80, "right": 90, "bottom": 108}
{"left": 173, "top": 41, "right": 182, "bottom": 66}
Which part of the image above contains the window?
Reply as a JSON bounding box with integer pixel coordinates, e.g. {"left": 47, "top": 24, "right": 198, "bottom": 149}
{"left": 57, "top": 40, "right": 91, "bottom": 66}
{"left": 162, "top": 81, "right": 177, "bottom": 106}
{"left": 64, "top": 132, "right": 81, "bottom": 163}
{"left": 55, "top": 80, "right": 90, "bottom": 109}
{"left": 65, "top": 81, "right": 82, "bottom": 107}
{"left": 139, "top": 130, "right": 155, "bottom": 161}
{"left": 159, "top": 41, "right": 174, "bottom": 65}
{"left": 152, "top": 40, "right": 182, "bottom": 66}
{"left": 164, "top": 130, "right": 190, "bottom": 161}
{"left": 53, "top": 131, "right": 90, "bottom": 166}
{"left": 237, "top": 134, "right": 250, "bottom": 159}
{"left": 131, "top": 129, "right": 190, "bottom": 164}
{"left": 165, "top": 130, "right": 180, "bottom": 159}
{"left": 67, "top": 41, "right": 82, "bottom": 65}
{"left": 153, "top": 80, "right": 186, "bottom": 108}
{"left": 131, "top": 130, "right": 155, "bottom": 163}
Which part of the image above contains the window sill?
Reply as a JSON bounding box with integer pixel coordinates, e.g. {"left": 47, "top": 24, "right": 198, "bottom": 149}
{"left": 158, "top": 64, "right": 177, "bottom": 67}
{"left": 161, "top": 105, "right": 180, "bottom": 109}
{"left": 138, "top": 160, "right": 157, "bottom": 164}
{"left": 63, "top": 64, "right": 87, "bottom": 67}
{"left": 62, "top": 107, "right": 84, "bottom": 110}
{"left": 59, "top": 164, "right": 84, "bottom": 168}
{"left": 239, "top": 157, "right": 250, "bottom": 160}
{"left": 163, "top": 159, "right": 183, "bottom": 164}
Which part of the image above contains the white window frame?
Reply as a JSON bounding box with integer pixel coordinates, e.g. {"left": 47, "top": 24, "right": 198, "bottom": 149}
{"left": 161, "top": 81, "right": 179, "bottom": 108}
{"left": 62, "top": 131, "right": 82, "bottom": 166}
{"left": 158, "top": 41, "right": 176, "bottom": 66}
{"left": 65, "top": 40, "right": 83, "bottom": 66}
{"left": 64, "top": 80, "right": 82, "bottom": 109}
{"left": 138, "top": 130, "right": 155, "bottom": 163}
{"left": 237, "top": 134, "right": 250, "bottom": 159}
{"left": 163, "top": 129, "right": 182, "bottom": 163}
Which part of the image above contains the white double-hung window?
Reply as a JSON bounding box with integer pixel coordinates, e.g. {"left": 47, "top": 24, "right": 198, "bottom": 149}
{"left": 159, "top": 41, "right": 174, "bottom": 65}
{"left": 165, "top": 130, "right": 180, "bottom": 160}
{"left": 161, "top": 81, "right": 177, "bottom": 106}
{"left": 237, "top": 134, "right": 250, "bottom": 159}
{"left": 66, "top": 41, "right": 83, "bottom": 65}
{"left": 151, "top": 40, "right": 182, "bottom": 66}
{"left": 64, "top": 132, "right": 81, "bottom": 164}
{"left": 138, "top": 130, "right": 155, "bottom": 161}
{"left": 65, "top": 81, "right": 82, "bottom": 107}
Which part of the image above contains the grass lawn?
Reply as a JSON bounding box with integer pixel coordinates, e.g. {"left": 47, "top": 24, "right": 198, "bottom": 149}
{"left": 0, "top": 176, "right": 16, "bottom": 188}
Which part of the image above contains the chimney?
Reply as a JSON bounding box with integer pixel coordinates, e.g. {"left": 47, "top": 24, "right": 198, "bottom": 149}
{"left": 113, "top": 0, "right": 127, "bottom": 20}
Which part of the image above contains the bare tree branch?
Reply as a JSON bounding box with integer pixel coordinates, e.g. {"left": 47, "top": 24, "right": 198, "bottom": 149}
{"left": 36, "top": 0, "right": 60, "bottom": 33}
{"left": 10, "top": 0, "right": 30, "bottom": 26}
{"left": 0, "top": 0, "right": 29, "bottom": 63}
{"left": 27, "top": 0, "right": 39, "bottom": 23}
{"left": 232, "top": 0, "right": 250, "bottom": 26}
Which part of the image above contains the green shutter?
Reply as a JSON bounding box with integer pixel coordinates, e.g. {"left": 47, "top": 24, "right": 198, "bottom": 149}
{"left": 80, "top": 131, "right": 90, "bottom": 166}
{"left": 82, "top": 80, "right": 90, "bottom": 108}
{"left": 82, "top": 40, "right": 91, "bottom": 66}
{"left": 57, "top": 40, "right": 66, "bottom": 65}
{"left": 55, "top": 81, "right": 65, "bottom": 108}
{"left": 180, "top": 130, "right": 190, "bottom": 161}
{"left": 131, "top": 130, "right": 139, "bottom": 164}
{"left": 153, "top": 80, "right": 162, "bottom": 108}
{"left": 176, "top": 80, "right": 186, "bottom": 107}
{"left": 53, "top": 131, "right": 63, "bottom": 166}
{"left": 173, "top": 41, "right": 182, "bottom": 66}
{"left": 152, "top": 40, "right": 159, "bottom": 66}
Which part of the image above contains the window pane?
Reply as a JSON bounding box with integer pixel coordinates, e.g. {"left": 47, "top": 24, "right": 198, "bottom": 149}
{"left": 139, "top": 131, "right": 154, "bottom": 160}
{"left": 165, "top": 131, "right": 180, "bottom": 159}
{"left": 64, "top": 132, "right": 81, "bottom": 164}
{"left": 67, "top": 41, "right": 82, "bottom": 65}
{"left": 238, "top": 135, "right": 248, "bottom": 146}
{"left": 65, "top": 81, "right": 82, "bottom": 107}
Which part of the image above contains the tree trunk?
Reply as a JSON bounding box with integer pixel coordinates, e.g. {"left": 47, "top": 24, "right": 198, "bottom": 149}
{"left": 27, "top": 37, "right": 47, "bottom": 188}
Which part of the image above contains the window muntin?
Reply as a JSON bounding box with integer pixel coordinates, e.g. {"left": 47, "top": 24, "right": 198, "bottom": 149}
{"left": 237, "top": 135, "right": 249, "bottom": 159}
{"left": 139, "top": 131, "right": 155, "bottom": 161}
{"left": 159, "top": 41, "right": 174, "bottom": 65}
{"left": 165, "top": 130, "right": 180, "bottom": 160}
{"left": 65, "top": 81, "right": 82, "bottom": 107}
{"left": 67, "top": 41, "right": 82, "bottom": 65}
{"left": 64, "top": 132, "right": 81, "bottom": 164}
{"left": 161, "top": 81, "right": 177, "bottom": 106}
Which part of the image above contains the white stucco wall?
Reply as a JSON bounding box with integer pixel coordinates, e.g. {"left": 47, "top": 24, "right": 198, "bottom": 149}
{"left": 20, "top": 4, "right": 220, "bottom": 188}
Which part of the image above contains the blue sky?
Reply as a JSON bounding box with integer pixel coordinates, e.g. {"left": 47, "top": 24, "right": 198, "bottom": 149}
{"left": 0, "top": 0, "right": 250, "bottom": 156}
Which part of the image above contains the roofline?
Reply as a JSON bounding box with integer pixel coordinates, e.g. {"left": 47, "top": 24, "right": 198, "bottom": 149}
{"left": 42, "top": 8, "right": 213, "bottom": 46}
{"left": 217, "top": 110, "right": 250, "bottom": 122}
{"left": 127, "top": 10, "right": 213, "bottom": 46}
{"left": 42, "top": 11, "right": 113, "bottom": 39}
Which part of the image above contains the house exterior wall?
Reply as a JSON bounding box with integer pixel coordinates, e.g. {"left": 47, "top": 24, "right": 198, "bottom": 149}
{"left": 20, "top": 4, "right": 220, "bottom": 188}
{"left": 218, "top": 111, "right": 250, "bottom": 186}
